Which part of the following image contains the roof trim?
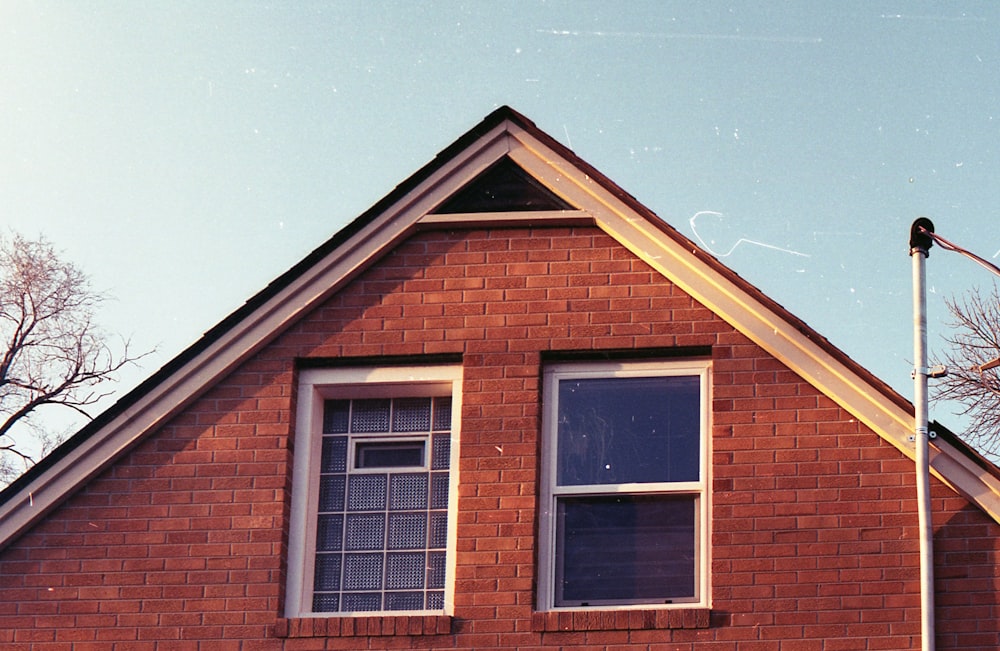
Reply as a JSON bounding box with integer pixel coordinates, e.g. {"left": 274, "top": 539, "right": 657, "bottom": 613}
{"left": 2, "top": 106, "right": 998, "bottom": 552}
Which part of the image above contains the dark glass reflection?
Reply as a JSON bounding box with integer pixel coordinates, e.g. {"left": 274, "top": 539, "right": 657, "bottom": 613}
{"left": 557, "top": 375, "right": 700, "bottom": 485}
{"left": 556, "top": 495, "right": 695, "bottom": 605}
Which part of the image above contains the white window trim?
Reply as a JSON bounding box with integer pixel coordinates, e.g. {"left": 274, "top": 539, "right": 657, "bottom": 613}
{"left": 538, "top": 359, "right": 711, "bottom": 611}
{"left": 285, "top": 364, "right": 463, "bottom": 618}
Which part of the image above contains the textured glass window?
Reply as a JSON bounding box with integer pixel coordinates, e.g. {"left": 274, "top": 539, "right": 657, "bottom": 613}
{"left": 312, "top": 395, "right": 452, "bottom": 613}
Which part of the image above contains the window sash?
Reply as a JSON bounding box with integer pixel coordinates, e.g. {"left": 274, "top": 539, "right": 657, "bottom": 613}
{"left": 554, "top": 494, "right": 699, "bottom": 606}
{"left": 539, "top": 361, "right": 710, "bottom": 611}
{"left": 555, "top": 374, "right": 701, "bottom": 486}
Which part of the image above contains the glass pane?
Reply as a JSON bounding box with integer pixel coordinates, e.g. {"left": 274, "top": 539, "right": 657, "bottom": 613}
{"left": 426, "top": 551, "right": 446, "bottom": 589}
{"left": 317, "top": 475, "right": 345, "bottom": 512}
{"left": 313, "top": 554, "right": 342, "bottom": 591}
{"left": 432, "top": 396, "right": 452, "bottom": 431}
{"left": 347, "top": 474, "right": 387, "bottom": 511}
{"left": 323, "top": 400, "right": 350, "bottom": 434}
{"left": 428, "top": 512, "right": 448, "bottom": 548}
{"left": 320, "top": 436, "right": 348, "bottom": 473}
{"left": 345, "top": 513, "right": 385, "bottom": 551}
{"left": 392, "top": 397, "right": 432, "bottom": 432}
{"left": 352, "top": 399, "right": 391, "bottom": 433}
{"left": 431, "top": 433, "right": 450, "bottom": 470}
{"left": 355, "top": 440, "right": 425, "bottom": 468}
{"left": 388, "top": 513, "right": 427, "bottom": 550}
{"left": 315, "top": 514, "right": 343, "bottom": 551}
{"left": 343, "top": 553, "right": 383, "bottom": 591}
{"left": 386, "top": 552, "right": 426, "bottom": 590}
{"left": 342, "top": 592, "right": 381, "bottom": 612}
{"left": 555, "top": 495, "right": 696, "bottom": 606}
{"left": 389, "top": 474, "right": 428, "bottom": 510}
{"left": 557, "top": 375, "right": 700, "bottom": 485}
{"left": 385, "top": 591, "right": 423, "bottom": 611}
{"left": 312, "top": 592, "right": 339, "bottom": 613}
{"left": 429, "top": 472, "right": 449, "bottom": 509}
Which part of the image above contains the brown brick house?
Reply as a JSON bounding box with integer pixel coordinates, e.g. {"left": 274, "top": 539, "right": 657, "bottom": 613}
{"left": 1, "top": 107, "right": 998, "bottom": 650}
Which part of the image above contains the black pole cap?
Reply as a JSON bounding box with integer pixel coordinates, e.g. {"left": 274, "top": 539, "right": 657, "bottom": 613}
{"left": 910, "top": 217, "right": 935, "bottom": 255}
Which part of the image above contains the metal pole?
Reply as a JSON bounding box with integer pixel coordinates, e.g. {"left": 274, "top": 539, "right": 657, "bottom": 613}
{"left": 909, "top": 218, "right": 935, "bottom": 651}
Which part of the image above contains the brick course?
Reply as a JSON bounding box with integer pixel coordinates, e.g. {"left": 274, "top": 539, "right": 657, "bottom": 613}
{"left": 1, "top": 226, "right": 997, "bottom": 650}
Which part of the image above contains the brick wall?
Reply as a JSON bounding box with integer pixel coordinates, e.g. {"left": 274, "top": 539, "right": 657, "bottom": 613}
{"left": 1, "top": 226, "right": 997, "bottom": 650}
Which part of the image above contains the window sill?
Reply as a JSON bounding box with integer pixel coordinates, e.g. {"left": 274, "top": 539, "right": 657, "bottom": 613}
{"left": 530, "top": 608, "right": 711, "bottom": 632}
{"left": 274, "top": 615, "right": 452, "bottom": 638}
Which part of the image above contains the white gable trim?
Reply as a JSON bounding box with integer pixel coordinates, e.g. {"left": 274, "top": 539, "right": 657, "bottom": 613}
{"left": 2, "top": 115, "right": 998, "bottom": 551}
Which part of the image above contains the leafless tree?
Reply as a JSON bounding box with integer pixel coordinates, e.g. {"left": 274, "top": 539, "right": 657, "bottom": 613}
{"left": 0, "top": 232, "right": 147, "bottom": 484}
{"left": 931, "top": 283, "right": 1000, "bottom": 458}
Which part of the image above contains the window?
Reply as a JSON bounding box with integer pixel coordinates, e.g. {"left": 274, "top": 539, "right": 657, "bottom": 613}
{"left": 538, "top": 361, "right": 710, "bottom": 610}
{"left": 285, "top": 366, "right": 461, "bottom": 618}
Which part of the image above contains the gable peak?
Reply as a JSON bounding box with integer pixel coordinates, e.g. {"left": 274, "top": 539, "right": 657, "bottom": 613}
{"left": 430, "top": 156, "right": 575, "bottom": 214}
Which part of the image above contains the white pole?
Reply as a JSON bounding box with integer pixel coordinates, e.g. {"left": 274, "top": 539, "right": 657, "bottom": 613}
{"left": 910, "top": 218, "right": 935, "bottom": 651}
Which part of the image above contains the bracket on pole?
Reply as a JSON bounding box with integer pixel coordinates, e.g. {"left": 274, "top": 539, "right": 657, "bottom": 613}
{"left": 912, "top": 364, "right": 948, "bottom": 379}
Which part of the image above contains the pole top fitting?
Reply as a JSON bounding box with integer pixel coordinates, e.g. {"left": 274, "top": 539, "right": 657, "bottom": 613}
{"left": 910, "top": 217, "right": 935, "bottom": 257}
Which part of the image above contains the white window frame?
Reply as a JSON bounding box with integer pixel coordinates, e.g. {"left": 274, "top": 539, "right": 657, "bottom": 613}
{"left": 285, "top": 365, "right": 462, "bottom": 618}
{"left": 538, "top": 360, "right": 711, "bottom": 611}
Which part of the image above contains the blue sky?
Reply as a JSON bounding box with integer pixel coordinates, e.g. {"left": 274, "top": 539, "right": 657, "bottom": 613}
{"left": 3, "top": 2, "right": 999, "bottom": 445}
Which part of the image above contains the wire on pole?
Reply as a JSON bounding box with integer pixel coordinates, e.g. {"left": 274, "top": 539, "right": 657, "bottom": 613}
{"left": 917, "top": 225, "right": 1000, "bottom": 279}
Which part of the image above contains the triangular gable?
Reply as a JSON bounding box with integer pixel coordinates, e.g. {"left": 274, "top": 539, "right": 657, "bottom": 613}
{"left": 2, "top": 106, "right": 999, "bottom": 552}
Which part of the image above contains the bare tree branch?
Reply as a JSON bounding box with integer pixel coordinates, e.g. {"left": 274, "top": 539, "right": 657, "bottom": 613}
{"left": 0, "top": 232, "right": 152, "bottom": 486}
{"left": 930, "top": 282, "right": 1000, "bottom": 458}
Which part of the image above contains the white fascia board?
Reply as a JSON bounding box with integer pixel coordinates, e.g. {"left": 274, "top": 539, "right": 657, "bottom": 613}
{"left": 504, "top": 125, "right": 1000, "bottom": 524}
{"left": 0, "top": 122, "right": 517, "bottom": 549}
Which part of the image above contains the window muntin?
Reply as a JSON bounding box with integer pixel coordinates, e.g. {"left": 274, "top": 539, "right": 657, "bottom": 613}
{"left": 286, "top": 366, "right": 461, "bottom": 618}
{"left": 540, "top": 361, "right": 710, "bottom": 610}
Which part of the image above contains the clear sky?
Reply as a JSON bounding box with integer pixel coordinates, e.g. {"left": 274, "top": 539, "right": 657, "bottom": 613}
{"left": 3, "top": 2, "right": 999, "bottom": 448}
